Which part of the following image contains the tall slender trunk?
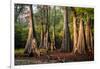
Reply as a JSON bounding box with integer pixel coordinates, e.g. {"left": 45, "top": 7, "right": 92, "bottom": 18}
{"left": 40, "top": 6, "right": 49, "bottom": 50}
{"left": 24, "top": 5, "right": 37, "bottom": 56}
{"left": 61, "top": 7, "right": 71, "bottom": 52}
{"left": 85, "top": 15, "right": 93, "bottom": 53}
{"left": 71, "top": 8, "right": 78, "bottom": 53}
{"left": 77, "top": 16, "right": 86, "bottom": 54}
{"left": 39, "top": 6, "right": 44, "bottom": 48}
{"left": 52, "top": 6, "right": 56, "bottom": 51}
{"left": 48, "top": 6, "right": 51, "bottom": 50}
{"left": 43, "top": 6, "right": 48, "bottom": 49}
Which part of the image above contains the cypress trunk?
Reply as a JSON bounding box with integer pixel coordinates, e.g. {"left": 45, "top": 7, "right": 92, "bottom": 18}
{"left": 85, "top": 15, "right": 93, "bottom": 53}
{"left": 77, "top": 16, "right": 86, "bottom": 54}
{"left": 71, "top": 8, "right": 78, "bottom": 53}
{"left": 61, "top": 7, "right": 71, "bottom": 52}
{"left": 24, "top": 5, "right": 37, "bottom": 56}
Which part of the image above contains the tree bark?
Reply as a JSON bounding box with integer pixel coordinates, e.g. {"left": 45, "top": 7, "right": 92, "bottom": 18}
{"left": 77, "top": 16, "right": 86, "bottom": 54}
{"left": 85, "top": 15, "right": 93, "bottom": 53}
{"left": 24, "top": 5, "right": 37, "bottom": 56}
{"left": 39, "top": 6, "right": 44, "bottom": 48}
{"left": 61, "top": 7, "right": 71, "bottom": 52}
{"left": 39, "top": 6, "right": 49, "bottom": 50}
{"left": 71, "top": 8, "right": 78, "bottom": 53}
{"left": 51, "top": 6, "right": 56, "bottom": 51}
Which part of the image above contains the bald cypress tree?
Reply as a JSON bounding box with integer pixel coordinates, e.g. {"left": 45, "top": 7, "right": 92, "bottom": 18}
{"left": 24, "top": 5, "right": 37, "bottom": 56}
{"left": 85, "top": 15, "right": 93, "bottom": 53}
{"left": 77, "top": 16, "right": 86, "bottom": 54}
{"left": 71, "top": 7, "right": 78, "bottom": 53}
{"left": 61, "top": 7, "right": 71, "bottom": 52}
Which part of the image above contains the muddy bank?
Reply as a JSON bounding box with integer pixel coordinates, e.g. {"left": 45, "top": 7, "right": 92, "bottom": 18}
{"left": 15, "top": 52, "right": 94, "bottom": 65}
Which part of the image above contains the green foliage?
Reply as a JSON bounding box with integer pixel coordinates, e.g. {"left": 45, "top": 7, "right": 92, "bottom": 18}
{"left": 15, "top": 23, "right": 28, "bottom": 48}
{"left": 75, "top": 7, "right": 94, "bottom": 22}
{"left": 15, "top": 48, "right": 24, "bottom": 54}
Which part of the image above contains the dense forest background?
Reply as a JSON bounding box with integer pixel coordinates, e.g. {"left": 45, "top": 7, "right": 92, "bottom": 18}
{"left": 14, "top": 4, "right": 94, "bottom": 65}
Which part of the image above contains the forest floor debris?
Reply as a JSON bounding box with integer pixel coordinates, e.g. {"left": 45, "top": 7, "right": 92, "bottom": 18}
{"left": 15, "top": 49, "right": 94, "bottom": 65}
